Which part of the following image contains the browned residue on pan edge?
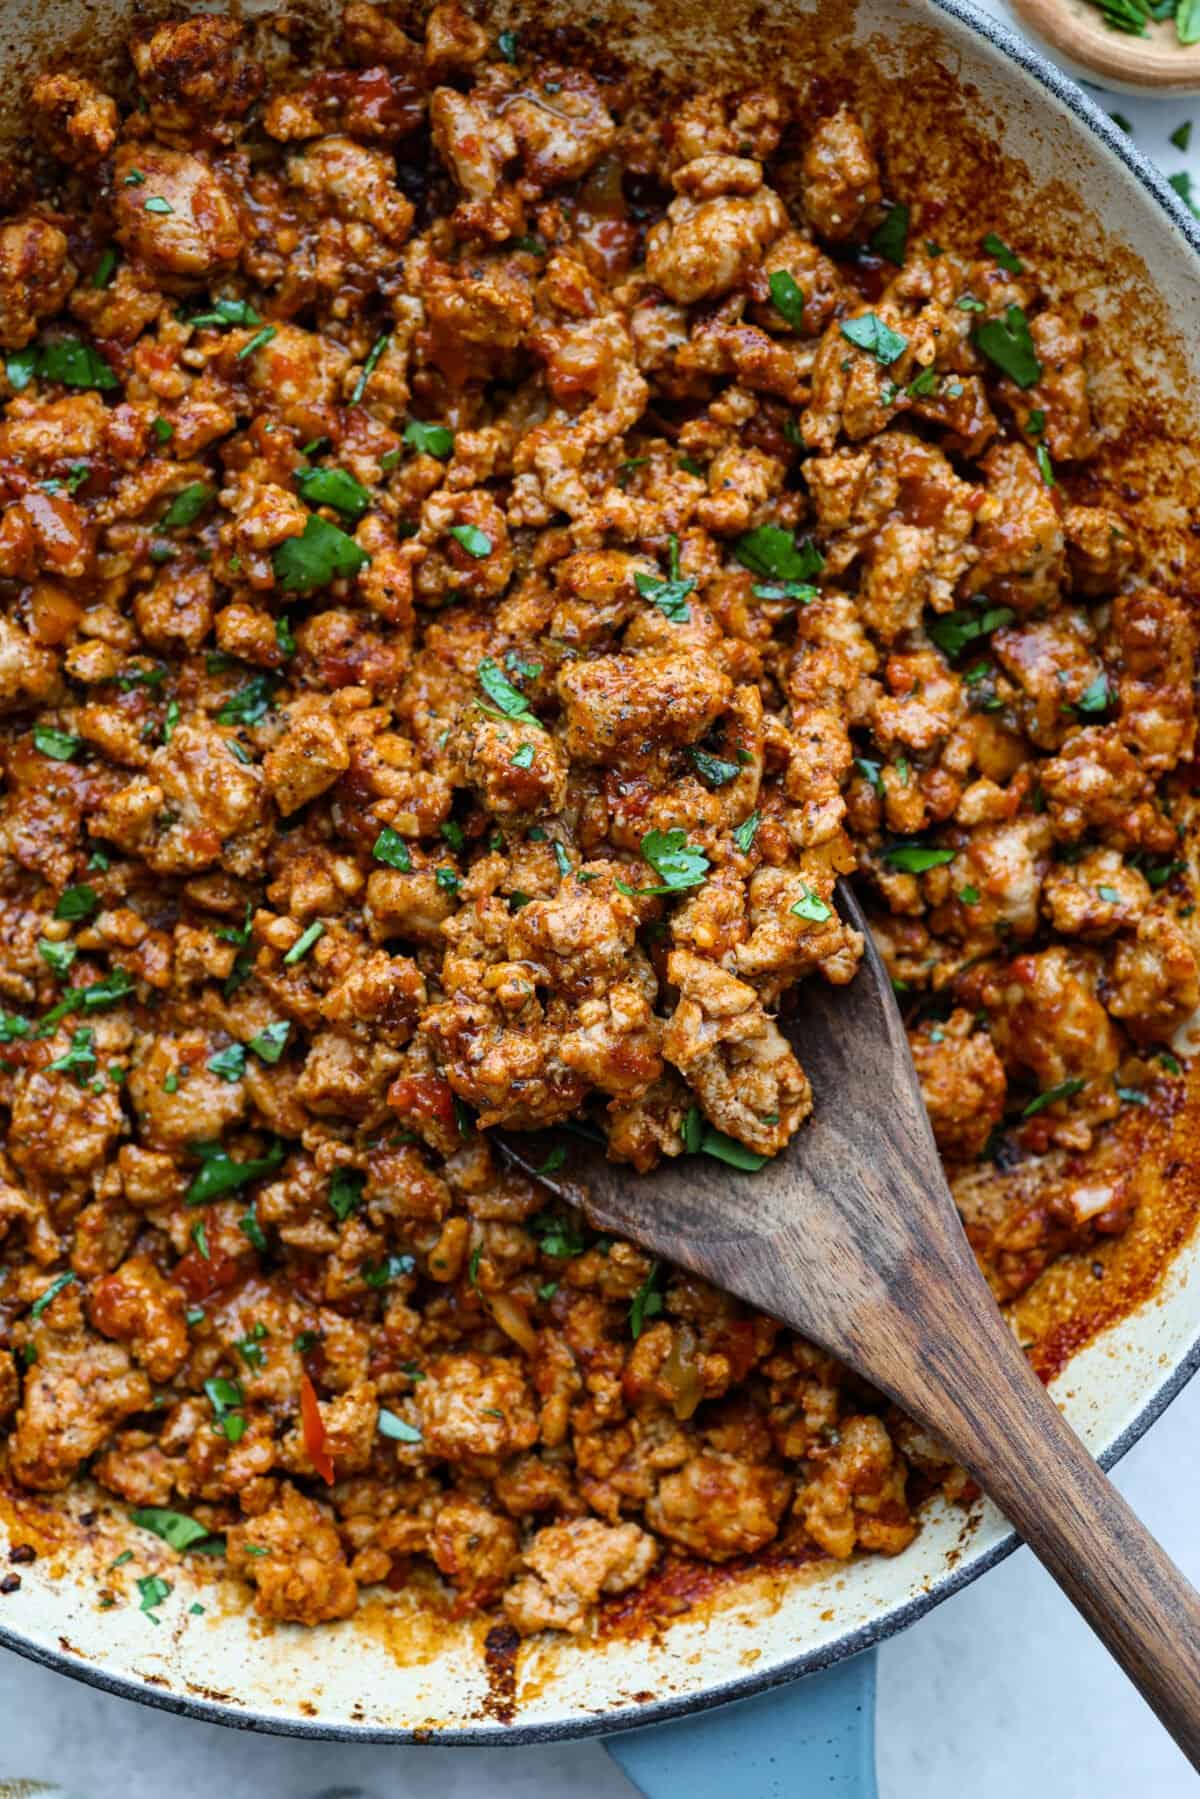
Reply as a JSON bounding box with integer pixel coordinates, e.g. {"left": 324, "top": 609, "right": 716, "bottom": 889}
{"left": 0, "top": 0, "right": 1194, "bottom": 1715}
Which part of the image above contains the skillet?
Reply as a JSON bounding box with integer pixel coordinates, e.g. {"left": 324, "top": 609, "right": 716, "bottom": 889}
{"left": 0, "top": 1, "right": 1198, "bottom": 1792}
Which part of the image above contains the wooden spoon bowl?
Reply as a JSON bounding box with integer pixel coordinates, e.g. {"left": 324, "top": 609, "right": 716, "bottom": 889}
{"left": 1013, "top": 0, "right": 1200, "bottom": 92}
{"left": 500, "top": 880, "right": 1200, "bottom": 1766}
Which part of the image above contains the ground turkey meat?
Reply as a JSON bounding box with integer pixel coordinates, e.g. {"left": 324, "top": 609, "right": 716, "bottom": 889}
{"left": 0, "top": 4, "right": 1190, "bottom": 1646}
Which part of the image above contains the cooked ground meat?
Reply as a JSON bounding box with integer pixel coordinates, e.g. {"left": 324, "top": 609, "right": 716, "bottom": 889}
{"left": 0, "top": 4, "right": 1194, "bottom": 1639}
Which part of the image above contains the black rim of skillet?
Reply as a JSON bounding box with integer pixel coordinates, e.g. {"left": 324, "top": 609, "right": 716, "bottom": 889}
{"left": 3, "top": 0, "right": 1200, "bottom": 1747}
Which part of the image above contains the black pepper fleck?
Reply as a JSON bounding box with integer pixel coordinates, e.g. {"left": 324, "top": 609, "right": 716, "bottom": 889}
{"left": 0, "top": 1574, "right": 21, "bottom": 1594}
{"left": 8, "top": 1544, "right": 34, "bottom": 1564}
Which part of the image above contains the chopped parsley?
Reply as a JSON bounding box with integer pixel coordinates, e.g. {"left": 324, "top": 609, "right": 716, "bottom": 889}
{"left": 634, "top": 534, "right": 695, "bottom": 622}
{"left": 18, "top": 337, "right": 120, "bottom": 392}
{"left": 215, "top": 673, "right": 278, "bottom": 726}
{"left": 616, "top": 827, "right": 710, "bottom": 897}
{"left": 982, "top": 231, "right": 1023, "bottom": 274}
{"left": 629, "top": 1261, "right": 663, "bottom": 1339}
{"left": 870, "top": 201, "right": 910, "bottom": 267}
{"left": 791, "top": 886, "right": 832, "bottom": 923}
{"left": 130, "top": 1507, "right": 214, "bottom": 1553}
{"left": 236, "top": 325, "right": 277, "bottom": 360}
{"left": 295, "top": 465, "right": 372, "bottom": 522}
{"left": 511, "top": 742, "right": 535, "bottom": 768}
{"left": 973, "top": 305, "right": 1042, "bottom": 388}
{"left": 403, "top": 420, "right": 455, "bottom": 457}
{"left": 33, "top": 724, "right": 82, "bottom": 762}
{"left": 840, "top": 312, "right": 908, "bottom": 365}
{"left": 448, "top": 522, "right": 493, "bottom": 558}
{"left": 372, "top": 827, "right": 412, "bottom": 871}
{"left": 204, "top": 1376, "right": 246, "bottom": 1443}
{"left": 248, "top": 1021, "right": 290, "bottom": 1064}
{"left": 47, "top": 1027, "right": 97, "bottom": 1080}
{"left": 273, "top": 514, "right": 368, "bottom": 592}
{"left": 732, "top": 812, "right": 760, "bottom": 853}
{"left": 732, "top": 525, "right": 824, "bottom": 584}
{"left": 477, "top": 657, "right": 542, "bottom": 726}
{"left": 186, "top": 1139, "right": 285, "bottom": 1205}
{"left": 1072, "top": 673, "right": 1111, "bottom": 716}
{"left": 378, "top": 1409, "right": 422, "bottom": 1443}
{"left": 362, "top": 1253, "right": 415, "bottom": 1289}
{"left": 1021, "top": 1077, "right": 1085, "bottom": 1118}
{"left": 37, "top": 938, "right": 77, "bottom": 980}
{"left": 207, "top": 1043, "right": 247, "bottom": 1083}
{"left": 767, "top": 268, "right": 806, "bottom": 327}
{"left": 928, "top": 602, "right": 1014, "bottom": 660}
{"left": 30, "top": 1270, "right": 76, "bottom": 1319}
{"left": 137, "top": 1573, "right": 172, "bottom": 1622}
{"left": 686, "top": 747, "right": 741, "bottom": 788}
{"left": 883, "top": 843, "right": 956, "bottom": 874}
{"left": 55, "top": 884, "right": 99, "bottom": 922}
{"left": 681, "top": 1105, "right": 770, "bottom": 1170}
{"left": 329, "top": 1166, "right": 365, "bottom": 1222}
{"left": 283, "top": 920, "right": 325, "bottom": 964}
{"left": 351, "top": 332, "right": 390, "bottom": 404}
{"left": 189, "top": 297, "right": 261, "bottom": 330}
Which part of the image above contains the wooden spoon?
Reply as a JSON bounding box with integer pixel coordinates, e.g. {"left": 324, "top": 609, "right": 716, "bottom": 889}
{"left": 500, "top": 881, "right": 1200, "bottom": 1765}
{"left": 1012, "top": 0, "right": 1200, "bottom": 93}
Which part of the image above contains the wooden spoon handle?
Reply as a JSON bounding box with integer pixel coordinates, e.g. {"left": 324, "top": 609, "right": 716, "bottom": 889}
{"left": 907, "top": 1297, "right": 1200, "bottom": 1766}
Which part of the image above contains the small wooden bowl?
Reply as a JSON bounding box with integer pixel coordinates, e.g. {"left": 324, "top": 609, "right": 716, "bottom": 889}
{"left": 1013, "top": 0, "right": 1200, "bottom": 91}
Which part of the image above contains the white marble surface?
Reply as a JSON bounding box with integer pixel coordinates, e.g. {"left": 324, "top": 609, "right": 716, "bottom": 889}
{"left": 3, "top": 5, "right": 1200, "bottom": 1796}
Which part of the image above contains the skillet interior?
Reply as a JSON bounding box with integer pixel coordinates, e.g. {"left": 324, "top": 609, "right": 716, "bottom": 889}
{"left": 0, "top": 0, "right": 1198, "bottom": 1742}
